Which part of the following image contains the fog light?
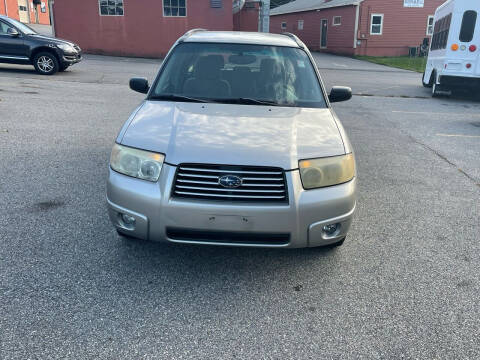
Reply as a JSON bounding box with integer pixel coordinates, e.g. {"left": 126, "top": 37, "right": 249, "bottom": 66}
{"left": 121, "top": 214, "right": 136, "bottom": 226}
{"left": 466, "top": 63, "right": 472, "bottom": 69}
{"left": 322, "top": 223, "right": 340, "bottom": 236}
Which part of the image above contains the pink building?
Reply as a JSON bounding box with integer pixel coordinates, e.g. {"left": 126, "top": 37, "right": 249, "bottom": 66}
{"left": 270, "top": 0, "right": 446, "bottom": 56}
{"left": 53, "top": 0, "right": 261, "bottom": 58}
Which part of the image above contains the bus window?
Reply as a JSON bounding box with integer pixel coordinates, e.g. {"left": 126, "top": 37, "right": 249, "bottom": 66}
{"left": 459, "top": 11, "right": 477, "bottom": 43}
{"left": 431, "top": 13, "right": 452, "bottom": 50}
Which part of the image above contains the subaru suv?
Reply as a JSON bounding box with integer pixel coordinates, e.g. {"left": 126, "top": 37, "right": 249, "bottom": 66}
{"left": 0, "top": 15, "right": 81, "bottom": 75}
{"left": 107, "top": 30, "right": 356, "bottom": 248}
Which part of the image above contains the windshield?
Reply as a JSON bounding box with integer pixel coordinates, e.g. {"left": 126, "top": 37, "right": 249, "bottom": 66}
{"left": 150, "top": 42, "right": 327, "bottom": 108}
{"left": 8, "top": 18, "right": 37, "bottom": 35}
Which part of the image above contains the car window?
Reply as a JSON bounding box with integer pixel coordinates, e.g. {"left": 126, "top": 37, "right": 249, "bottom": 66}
{"left": 151, "top": 42, "right": 327, "bottom": 108}
{"left": 4, "top": 18, "right": 37, "bottom": 35}
{"left": 0, "top": 21, "right": 12, "bottom": 35}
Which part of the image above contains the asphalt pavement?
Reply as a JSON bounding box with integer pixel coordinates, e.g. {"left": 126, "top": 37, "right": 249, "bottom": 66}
{"left": 0, "top": 53, "right": 479, "bottom": 359}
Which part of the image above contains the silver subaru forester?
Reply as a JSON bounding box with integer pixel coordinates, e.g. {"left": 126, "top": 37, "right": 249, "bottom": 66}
{"left": 107, "top": 30, "right": 356, "bottom": 248}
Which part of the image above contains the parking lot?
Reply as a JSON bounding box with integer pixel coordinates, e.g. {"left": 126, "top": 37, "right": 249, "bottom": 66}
{"left": 1, "top": 54, "right": 479, "bottom": 359}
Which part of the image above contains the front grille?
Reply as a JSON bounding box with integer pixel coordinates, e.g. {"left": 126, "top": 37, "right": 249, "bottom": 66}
{"left": 166, "top": 228, "right": 290, "bottom": 245}
{"left": 172, "top": 164, "right": 288, "bottom": 203}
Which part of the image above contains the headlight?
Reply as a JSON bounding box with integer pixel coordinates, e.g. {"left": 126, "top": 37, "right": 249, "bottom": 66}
{"left": 299, "top": 154, "right": 355, "bottom": 189}
{"left": 110, "top": 144, "right": 164, "bottom": 182}
{"left": 57, "top": 43, "right": 76, "bottom": 53}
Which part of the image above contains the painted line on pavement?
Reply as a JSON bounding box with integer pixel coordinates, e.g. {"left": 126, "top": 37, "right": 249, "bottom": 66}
{"left": 393, "top": 110, "right": 480, "bottom": 117}
{"left": 436, "top": 133, "right": 480, "bottom": 138}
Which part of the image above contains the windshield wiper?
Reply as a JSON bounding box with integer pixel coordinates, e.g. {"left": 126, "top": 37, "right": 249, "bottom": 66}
{"left": 149, "top": 94, "right": 210, "bottom": 103}
{"left": 213, "top": 98, "right": 282, "bottom": 106}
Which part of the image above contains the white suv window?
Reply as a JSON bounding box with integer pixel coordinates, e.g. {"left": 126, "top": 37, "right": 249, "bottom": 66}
{"left": 151, "top": 42, "right": 327, "bottom": 108}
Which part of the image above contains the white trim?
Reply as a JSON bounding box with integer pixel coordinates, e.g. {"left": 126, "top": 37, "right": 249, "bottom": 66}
{"left": 320, "top": 18, "right": 328, "bottom": 49}
{"left": 332, "top": 16, "right": 342, "bottom": 26}
{"left": 162, "top": 0, "right": 187, "bottom": 17}
{"left": 370, "top": 13, "right": 383, "bottom": 35}
{"left": 297, "top": 19, "right": 304, "bottom": 30}
{"left": 426, "top": 15, "right": 434, "bottom": 35}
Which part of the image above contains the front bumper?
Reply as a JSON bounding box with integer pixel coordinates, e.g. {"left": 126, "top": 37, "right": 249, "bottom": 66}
{"left": 439, "top": 75, "right": 480, "bottom": 89}
{"left": 106, "top": 164, "right": 356, "bottom": 248}
{"left": 59, "top": 50, "right": 82, "bottom": 65}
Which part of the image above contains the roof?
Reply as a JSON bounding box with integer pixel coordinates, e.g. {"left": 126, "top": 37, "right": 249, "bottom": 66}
{"left": 184, "top": 31, "right": 300, "bottom": 48}
{"left": 270, "top": 0, "right": 362, "bottom": 16}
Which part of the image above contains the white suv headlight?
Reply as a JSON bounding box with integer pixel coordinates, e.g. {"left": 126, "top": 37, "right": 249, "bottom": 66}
{"left": 110, "top": 144, "right": 164, "bottom": 182}
{"left": 299, "top": 154, "right": 355, "bottom": 189}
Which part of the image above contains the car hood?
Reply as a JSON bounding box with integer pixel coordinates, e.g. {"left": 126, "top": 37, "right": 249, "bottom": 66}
{"left": 29, "top": 34, "right": 76, "bottom": 47}
{"left": 119, "top": 101, "right": 346, "bottom": 170}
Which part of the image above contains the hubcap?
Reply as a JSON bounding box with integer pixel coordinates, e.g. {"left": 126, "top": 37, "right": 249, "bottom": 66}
{"left": 37, "top": 56, "right": 54, "bottom": 73}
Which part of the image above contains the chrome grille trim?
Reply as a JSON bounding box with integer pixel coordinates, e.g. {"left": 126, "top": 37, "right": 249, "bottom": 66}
{"left": 173, "top": 164, "right": 288, "bottom": 203}
{"left": 179, "top": 167, "right": 283, "bottom": 175}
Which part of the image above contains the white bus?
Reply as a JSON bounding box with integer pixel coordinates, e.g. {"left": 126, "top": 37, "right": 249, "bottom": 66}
{"left": 423, "top": 0, "right": 480, "bottom": 96}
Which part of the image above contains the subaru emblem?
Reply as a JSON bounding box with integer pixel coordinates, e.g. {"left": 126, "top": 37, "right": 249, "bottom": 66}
{"left": 218, "top": 175, "right": 243, "bottom": 188}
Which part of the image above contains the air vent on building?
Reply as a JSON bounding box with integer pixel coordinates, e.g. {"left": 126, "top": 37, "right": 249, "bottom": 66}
{"left": 211, "top": 0, "right": 223, "bottom": 8}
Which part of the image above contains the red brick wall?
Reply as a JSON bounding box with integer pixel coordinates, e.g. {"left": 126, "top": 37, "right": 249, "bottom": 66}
{"left": 0, "top": 0, "right": 22, "bottom": 21}
{"left": 0, "top": 0, "right": 50, "bottom": 25}
{"left": 53, "top": 0, "right": 233, "bottom": 58}
{"left": 233, "top": 3, "right": 260, "bottom": 32}
{"left": 29, "top": 1, "right": 50, "bottom": 25}
{"left": 356, "top": 0, "right": 445, "bottom": 56}
{"left": 270, "top": 5, "right": 357, "bottom": 55}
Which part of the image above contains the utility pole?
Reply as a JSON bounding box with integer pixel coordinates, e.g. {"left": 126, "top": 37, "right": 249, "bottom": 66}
{"left": 48, "top": 0, "right": 55, "bottom": 36}
{"left": 3, "top": 0, "right": 8, "bottom": 17}
{"left": 259, "top": 0, "right": 270, "bottom": 33}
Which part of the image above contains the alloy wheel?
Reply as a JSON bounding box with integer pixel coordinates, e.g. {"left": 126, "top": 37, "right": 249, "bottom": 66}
{"left": 37, "top": 56, "right": 54, "bottom": 73}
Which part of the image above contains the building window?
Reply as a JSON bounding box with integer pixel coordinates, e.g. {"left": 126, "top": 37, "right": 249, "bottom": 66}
{"left": 210, "top": 0, "right": 222, "bottom": 8}
{"left": 459, "top": 10, "right": 477, "bottom": 43}
{"left": 99, "top": 0, "right": 124, "bottom": 16}
{"left": 427, "top": 15, "right": 434, "bottom": 35}
{"left": 163, "top": 0, "right": 187, "bottom": 17}
{"left": 281, "top": 22, "right": 287, "bottom": 30}
{"left": 370, "top": 14, "right": 383, "bottom": 35}
{"left": 19, "top": 5, "right": 27, "bottom": 11}
{"left": 431, "top": 13, "right": 452, "bottom": 50}
{"left": 297, "top": 20, "right": 304, "bottom": 30}
{"left": 333, "top": 16, "right": 341, "bottom": 26}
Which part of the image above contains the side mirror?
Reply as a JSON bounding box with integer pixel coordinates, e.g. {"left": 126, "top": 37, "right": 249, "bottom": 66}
{"left": 7, "top": 28, "right": 20, "bottom": 37}
{"left": 129, "top": 78, "right": 149, "bottom": 94}
{"left": 329, "top": 86, "right": 352, "bottom": 103}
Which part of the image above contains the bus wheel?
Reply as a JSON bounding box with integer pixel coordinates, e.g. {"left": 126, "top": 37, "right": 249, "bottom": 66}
{"left": 422, "top": 72, "right": 433, "bottom": 88}
{"left": 432, "top": 82, "right": 443, "bottom": 97}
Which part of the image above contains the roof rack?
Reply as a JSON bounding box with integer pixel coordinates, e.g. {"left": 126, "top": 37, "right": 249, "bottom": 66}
{"left": 282, "top": 32, "right": 306, "bottom": 49}
{"left": 180, "top": 28, "right": 207, "bottom": 40}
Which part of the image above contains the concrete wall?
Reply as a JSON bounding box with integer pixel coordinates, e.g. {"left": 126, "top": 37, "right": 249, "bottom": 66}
{"left": 270, "top": 5, "right": 357, "bottom": 55}
{"left": 356, "top": 0, "right": 446, "bottom": 56}
{"left": 53, "top": 0, "right": 233, "bottom": 58}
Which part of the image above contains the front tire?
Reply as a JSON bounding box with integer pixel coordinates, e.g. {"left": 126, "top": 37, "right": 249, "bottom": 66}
{"left": 59, "top": 64, "right": 69, "bottom": 72}
{"left": 33, "top": 52, "right": 59, "bottom": 75}
{"left": 328, "top": 237, "right": 346, "bottom": 248}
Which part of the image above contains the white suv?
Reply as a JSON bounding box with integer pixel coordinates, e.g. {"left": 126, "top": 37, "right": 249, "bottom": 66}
{"left": 107, "top": 30, "right": 356, "bottom": 248}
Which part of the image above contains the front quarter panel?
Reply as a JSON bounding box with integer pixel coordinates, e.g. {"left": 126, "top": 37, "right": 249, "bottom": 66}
{"left": 116, "top": 102, "right": 146, "bottom": 143}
